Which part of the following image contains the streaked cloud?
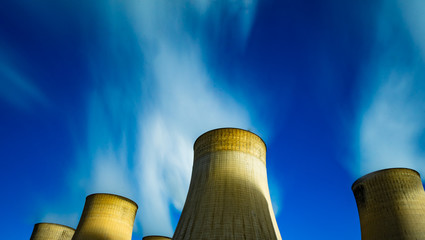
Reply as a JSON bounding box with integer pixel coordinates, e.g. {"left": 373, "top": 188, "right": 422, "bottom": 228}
{"left": 399, "top": 0, "right": 425, "bottom": 60}
{"left": 128, "top": 0, "right": 259, "bottom": 235}
{"left": 88, "top": 146, "right": 135, "bottom": 198}
{"left": 65, "top": 0, "right": 260, "bottom": 237}
{"left": 353, "top": 0, "right": 425, "bottom": 178}
{"left": 136, "top": 42, "right": 253, "bottom": 236}
{"left": 356, "top": 74, "right": 425, "bottom": 176}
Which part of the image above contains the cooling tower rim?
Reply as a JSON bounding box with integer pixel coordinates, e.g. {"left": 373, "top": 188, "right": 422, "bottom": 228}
{"left": 86, "top": 193, "right": 139, "bottom": 209}
{"left": 351, "top": 167, "right": 420, "bottom": 190}
{"left": 193, "top": 127, "right": 267, "bottom": 150}
{"left": 142, "top": 235, "right": 172, "bottom": 239}
{"left": 34, "top": 222, "right": 76, "bottom": 231}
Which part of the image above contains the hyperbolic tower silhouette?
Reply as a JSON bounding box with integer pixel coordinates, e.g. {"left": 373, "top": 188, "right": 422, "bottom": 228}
{"left": 30, "top": 223, "right": 74, "bottom": 240}
{"left": 352, "top": 168, "right": 425, "bottom": 239}
{"left": 72, "top": 193, "right": 138, "bottom": 240}
{"left": 173, "top": 128, "right": 282, "bottom": 239}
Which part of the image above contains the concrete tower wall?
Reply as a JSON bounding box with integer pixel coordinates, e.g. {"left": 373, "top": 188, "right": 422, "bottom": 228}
{"left": 72, "top": 193, "right": 138, "bottom": 240}
{"left": 352, "top": 168, "right": 425, "bottom": 239}
{"left": 173, "top": 128, "right": 282, "bottom": 240}
{"left": 30, "top": 223, "right": 74, "bottom": 240}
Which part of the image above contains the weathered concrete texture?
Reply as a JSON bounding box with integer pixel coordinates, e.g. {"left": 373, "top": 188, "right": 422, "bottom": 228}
{"left": 30, "top": 223, "right": 74, "bottom": 240}
{"left": 142, "top": 236, "right": 172, "bottom": 240}
{"left": 173, "top": 128, "right": 282, "bottom": 240}
{"left": 352, "top": 168, "right": 425, "bottom": 240}
{"left": 72, "top": 193, "right": 138, "bottom": 240}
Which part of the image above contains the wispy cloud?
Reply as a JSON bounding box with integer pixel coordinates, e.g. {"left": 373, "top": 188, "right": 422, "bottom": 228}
{"left": 88, "top": 146, "right": 134, "bottom": 198}
{"left": 356, "top": 73, "right": 425, "bottom": 176}
{"left": 128, "top": 0, "right": 258, "bottom": 235}
{"left": 64, "top": 0, "right": 260, "bottom": 237}
{"left": 353, "top": 0, "right": 425, "bottom": 178}
{"left": 136, "top": 42, "right": 253, "bottom": 236}
{"left": 399, "top": 0, "right": 425, "bottom": 61}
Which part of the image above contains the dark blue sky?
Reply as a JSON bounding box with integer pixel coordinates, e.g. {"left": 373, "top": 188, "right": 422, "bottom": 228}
{"left": 1, "top": 0, "right": 425, "bottom": 239}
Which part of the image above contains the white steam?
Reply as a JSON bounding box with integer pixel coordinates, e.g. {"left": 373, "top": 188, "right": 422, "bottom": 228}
{"left": 354, "top": 0, "right": 425, "bottom": 178}
{"left": 356, "top": 74, "right": 425, "bottom": 176}
{"left": 73, "top": 0, "right": 259, "bottom": 237}
{"left": 399, "top": 0, "right": 425, "bottom": 60}
{"left": 136, "top": 43, "right": 252, "bottom": 235}
{"left": 88, "top": 147, "right": 134, "bottom": 198}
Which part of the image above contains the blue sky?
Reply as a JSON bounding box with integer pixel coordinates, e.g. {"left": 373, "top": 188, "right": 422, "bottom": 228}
{"left": 1, "top": 0, "right": 425, "bottom": 239}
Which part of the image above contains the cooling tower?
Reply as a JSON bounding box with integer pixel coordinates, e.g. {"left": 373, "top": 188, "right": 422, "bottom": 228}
{"left": 142, "top": 236, "right": 172, "bottom": 240}
{"left": 72, "top": 193, "right": 138, "bottom": 240}
{"left": 352, "top": 168, "right": 425, "bottom": 239}
{"left": 173, "top": 128, "right": 282, "bottom": 240}
{"left": 30, "top": 223, "right": 75, "bottom": 240}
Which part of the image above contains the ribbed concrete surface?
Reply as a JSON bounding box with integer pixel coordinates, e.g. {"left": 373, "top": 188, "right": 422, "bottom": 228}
{"left": 142, "top": 236, "right": 172, "bottom": 240}
{"left": 30, "top": 223, "right": 74, "bottom": 240}
{"left": 352, "top": 168, "right": 425, "bottom": 239}
{"left": 72, "top": 193, "right": 138, "bottom": 240}
{"left": 173, "top": 128, "right": 282, "bottom": 240}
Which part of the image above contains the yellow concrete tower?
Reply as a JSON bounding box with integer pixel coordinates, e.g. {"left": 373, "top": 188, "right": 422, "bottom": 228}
{"left": 30, "top": 223, "right": 74, "bottom": 240}
{"left": 173, "top": 128, "right": 282, "bottom": 240}
{"left": 352, "top": 168, "right": 425, "bottom": 239}
{"left": 72, "top": 193, "right": 138, "bottom": 240}
{"left": 142, "top": 236, "right": 172, "bottom": 240}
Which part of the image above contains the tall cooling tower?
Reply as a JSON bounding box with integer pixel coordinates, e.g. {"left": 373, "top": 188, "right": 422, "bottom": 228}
{"left": 72, "top": 193, "right": 138, "bottom": 240}
{"left": 142, "top": 236, "right": 172, "bottom": 240}
{"left": 173, "top": 128, "right": 282, "bottom": 239}
{"left": 352, "top": 168, "right": 425, "bottom": 239}
{"left": 30, "top": 223, "right": 74, "bottom": 240}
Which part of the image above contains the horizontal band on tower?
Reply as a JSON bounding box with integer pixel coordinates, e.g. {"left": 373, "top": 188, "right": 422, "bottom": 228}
{"left": 86, "top": 193, "right": 139, "bottom": 209}
{"left": 193, "top": 128, "right": 267, "bottom": 164}
{"left": 34, "top": 222, "right": 75, "bottom": 231}
{"left": 351, "top": 168, "right": 420, "bottom": 191}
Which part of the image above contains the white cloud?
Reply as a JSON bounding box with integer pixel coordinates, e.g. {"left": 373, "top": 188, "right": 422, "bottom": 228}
{"left": 353, "top": 0, "right": 425, "bottom": 179}
{"left": 69, "top": 0, "right": 260, "bottom": 237}
{"left": 88, "top": 147, "right": 134, "bottom": 198}
{"left": 14, "top": 0, "right": 267, "bottom": 237}
{"left": 136, "top": 42, "right": 253, "bottom": 236}
{"left": 124, "top": 0, "right": 260, "bottom": 236}
{"left": 356, "top": 73, "right": 425, "bottom": 177}
{"left": 126, "top": 0, "right": 257, "bottom": 50}
{"left": 398, "top": 0, "right": 425, "bottom": 61}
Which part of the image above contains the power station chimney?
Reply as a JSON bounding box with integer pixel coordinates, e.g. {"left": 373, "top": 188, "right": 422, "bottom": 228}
{"left": 173, "top": 128, "right": 282, "bottom": 239}
{"left": 142, "top": 236, "right": 172, "bottom": 240}
{"left": 30, "top": 223, "right": 74, "bottom": 240}
{"left": 352, "top": 168, "right": 425, "bottom": 239}
{"left": 72, "top": 193, "right": 138, "bottom": 240}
